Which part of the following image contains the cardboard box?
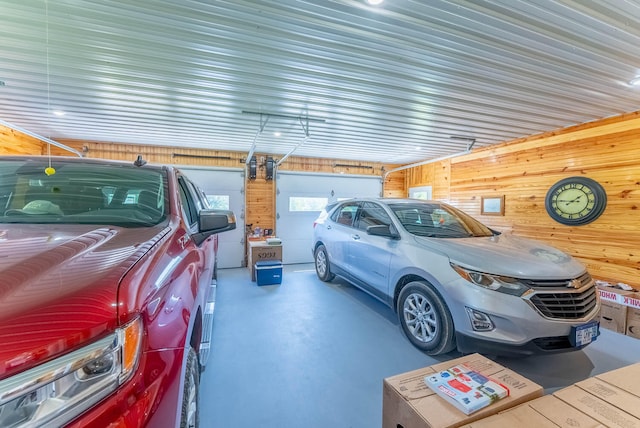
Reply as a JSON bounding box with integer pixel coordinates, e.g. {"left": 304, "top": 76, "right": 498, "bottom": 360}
{"left": 247, "top": 241, "right": 282, "bottom": 281}
{"left": 597, "top": 287, "right": 634, "bottom": 333}
{"left": 255, "top": 260, "right": 282, "bottom": 286}
{"left": 461, "top": 394, "right": 603, "bottom": 428}
{"left": 551, "top": 362, "right": 640, "bottom": 428}
{"left": 624, "top": 293, "right": 640, "bottom": 339}
{"left": 382, "top": 353, "right": 543, "bottom": 428}
{"left": 595, "top": 361, "right": 640, "bottom": 397}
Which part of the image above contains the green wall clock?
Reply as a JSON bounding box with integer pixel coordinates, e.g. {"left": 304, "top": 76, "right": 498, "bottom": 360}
{"left": 545, "top": 176, "right": 607, "bottom": 225}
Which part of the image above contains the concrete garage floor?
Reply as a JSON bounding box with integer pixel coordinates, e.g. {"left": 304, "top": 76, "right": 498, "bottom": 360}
{"left": 200, "top": 264, "right": 640, "bottom": 428}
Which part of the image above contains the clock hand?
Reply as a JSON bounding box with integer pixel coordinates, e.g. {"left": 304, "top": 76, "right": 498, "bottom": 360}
{"left": 558, "top": 195, "right": 582, "bottom": 206}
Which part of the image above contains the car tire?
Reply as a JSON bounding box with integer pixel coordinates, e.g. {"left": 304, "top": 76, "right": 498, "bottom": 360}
{"left": 314, "top": 244, "right": 335, "bottom": 282}
{"left": 397, "top": 281, "right": 456, "bottom": 355}
{"left": 180, "top": 347, "right": 200, "bottom": 428}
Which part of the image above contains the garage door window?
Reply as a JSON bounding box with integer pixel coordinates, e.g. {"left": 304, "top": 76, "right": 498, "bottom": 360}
{"left": 207, "top": 195, "right": 230, "bottom": 210}
{"left": 289, "top": 197, "right": 327, "bottom": 212}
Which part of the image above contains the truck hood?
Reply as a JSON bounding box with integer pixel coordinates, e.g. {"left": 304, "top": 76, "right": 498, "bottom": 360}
{"left": 414, "top": 233, "right": 586, "bottom": 279}
{"left": 0, "top": 224, "right": 164, "bottom": 379}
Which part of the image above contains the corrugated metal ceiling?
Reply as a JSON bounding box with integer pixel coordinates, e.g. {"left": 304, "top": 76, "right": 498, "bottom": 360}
{"left": 1, "top": 0, "right": 639, "bottom": 164}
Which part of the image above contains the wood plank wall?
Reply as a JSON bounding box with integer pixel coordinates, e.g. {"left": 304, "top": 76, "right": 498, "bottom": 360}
{"left": 399, "top": 112, "right": 640, "bottom": 287}
{"left": 0, "top": 125, "right": 43, "bottom": 155}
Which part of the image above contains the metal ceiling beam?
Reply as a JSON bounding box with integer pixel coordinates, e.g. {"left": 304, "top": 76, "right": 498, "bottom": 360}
{"left": 245, "top": 114, "right": 270, "bottom": 165}
{"left": 276, "top": 115, "right": 313, "bottom": 167}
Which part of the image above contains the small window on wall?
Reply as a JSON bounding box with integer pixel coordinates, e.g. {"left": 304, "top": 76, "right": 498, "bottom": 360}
{"left": 409, "top": 185, "right": 432, "bottom": 200}
{"left": 207, "top": 195, "right": 230, "bottom": 210}
{"left": 289, "top": 197, "right": 328, "bottom": 212}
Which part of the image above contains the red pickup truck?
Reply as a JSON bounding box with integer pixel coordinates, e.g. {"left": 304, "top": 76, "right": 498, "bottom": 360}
{"left": 0, "top": 155, "right": 236, "bottom": 427}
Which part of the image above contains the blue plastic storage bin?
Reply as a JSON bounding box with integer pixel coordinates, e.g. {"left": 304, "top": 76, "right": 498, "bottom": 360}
{"left": 255, "top": 260, "right": 283, "bottom": 286}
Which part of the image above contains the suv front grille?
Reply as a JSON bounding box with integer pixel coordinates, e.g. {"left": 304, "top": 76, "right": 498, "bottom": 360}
{"left": 525, "top": 273, "right": 598, "bottom": 320}
{"left": 522, "top": 272, "right": 593, "bottom": 289}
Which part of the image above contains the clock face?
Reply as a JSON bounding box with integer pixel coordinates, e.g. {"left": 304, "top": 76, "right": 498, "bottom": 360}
{"left": 545, "top": 177, "right": 606, "bottom": 225}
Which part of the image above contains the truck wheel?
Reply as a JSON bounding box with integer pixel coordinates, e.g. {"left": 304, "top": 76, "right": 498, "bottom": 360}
{"left": 180, "top": 347, "right": 200, "bottom": 428}
{"left": 314, "top": 245, "right": 335, "bottom": 282}
{"left": 398, "top": 281, "right": 456, "bottom": 355}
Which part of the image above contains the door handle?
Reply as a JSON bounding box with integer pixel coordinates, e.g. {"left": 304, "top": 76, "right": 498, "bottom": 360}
{"left": 351, "top": 234, "right": 360, "bottom": 240}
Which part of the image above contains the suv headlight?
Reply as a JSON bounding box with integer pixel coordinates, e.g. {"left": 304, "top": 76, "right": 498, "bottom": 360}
{"left": 451, "top": 264, "right": 530, "bottom": 296}
{"left": 0, "top": 317, "right": 143, "bottom": 428}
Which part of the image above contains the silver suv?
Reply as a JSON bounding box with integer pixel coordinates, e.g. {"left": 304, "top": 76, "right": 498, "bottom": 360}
{"left": 312, "top": 198, "right": 600, "bottom": 356}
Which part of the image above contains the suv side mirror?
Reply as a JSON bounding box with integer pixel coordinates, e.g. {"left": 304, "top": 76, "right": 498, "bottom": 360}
{"left": 193, "top": 209, "right": 237, "bottom": 245}
{"left": 367, "top": 224, "right": 400, "bottom": 239}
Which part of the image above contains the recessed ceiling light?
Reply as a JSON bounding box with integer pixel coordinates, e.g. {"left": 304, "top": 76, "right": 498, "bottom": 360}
{"left": 52, "top": 110, "right": 66, "bottom": 117}
{"left": 366, "top": 0, "right": 384, "bottom": 5}
{"left": 273, "top": 131, "right": 281, "bottom": 137}
{"left": 415, "top": 147, "right": 422, "bottom": 150}
{"left": 629, "top": 76, "right": 640, "bottom": 86}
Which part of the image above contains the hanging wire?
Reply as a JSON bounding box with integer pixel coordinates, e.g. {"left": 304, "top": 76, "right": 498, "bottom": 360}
{"left": 44, "top": 0, "right": 55, "bottom": 175}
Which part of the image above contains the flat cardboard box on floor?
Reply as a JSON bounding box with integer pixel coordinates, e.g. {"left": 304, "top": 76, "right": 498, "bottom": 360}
{"left": 551, "top": 362, "right": 640, "bottom": 428}
{"left": 460, "top": 394, "right": 604, "bottom": 428}
{"left": 382, "top": 353, "right": 543, "bottom": 428}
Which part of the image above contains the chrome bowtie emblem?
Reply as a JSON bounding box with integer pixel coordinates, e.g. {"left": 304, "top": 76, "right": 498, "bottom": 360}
{"left": 567, "top": 279, "right": 581, "bottom": 289}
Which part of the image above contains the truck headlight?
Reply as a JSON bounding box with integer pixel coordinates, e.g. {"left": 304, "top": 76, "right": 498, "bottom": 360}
{"left": 451, "top": 264, "right": 530, "bottom": 296}
{"left": 0, "top": 317, "right": 143, "bottom": 428}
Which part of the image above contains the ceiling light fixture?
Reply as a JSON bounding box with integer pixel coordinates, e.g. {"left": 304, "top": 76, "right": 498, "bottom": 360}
{"left": 629, "top": 76, "right": 640, "bottom": 86}
{"left": 366, "top": 0, "right": 384, "bottom": 5}
{"left": 52, "top": 110, "right": 66, "bottom": 117}
{"left": 273, "top": 131, "right": 281, "bottom": 137}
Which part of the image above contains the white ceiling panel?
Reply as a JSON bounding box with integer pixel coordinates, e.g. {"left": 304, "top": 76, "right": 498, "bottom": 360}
{"left": 1, "top": 0, "right": 640, "bottom": 164}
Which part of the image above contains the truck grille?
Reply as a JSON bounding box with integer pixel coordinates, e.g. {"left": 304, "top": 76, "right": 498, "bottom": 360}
{"left": 525, "top": 272, "right": 598, "bottom": 320}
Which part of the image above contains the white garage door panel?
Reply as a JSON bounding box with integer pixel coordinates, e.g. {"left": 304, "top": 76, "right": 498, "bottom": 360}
{"left": 178, "top": 167, "right": 245, "bottom": 269}
{"left": 276, "top": 172, "right": 382, "bottom": 264}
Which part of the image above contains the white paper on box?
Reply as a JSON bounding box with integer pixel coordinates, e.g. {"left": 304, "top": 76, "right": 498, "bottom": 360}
{"left": 424, "top": 364, "right": 510, "bottom": 415}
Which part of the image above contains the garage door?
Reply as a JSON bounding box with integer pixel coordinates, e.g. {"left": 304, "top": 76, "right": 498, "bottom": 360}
{"left": 275, "top": 171, "right": 382, "bottom": 264}
{"left": 178, "top": 167, "right": 245, "bottom": 269}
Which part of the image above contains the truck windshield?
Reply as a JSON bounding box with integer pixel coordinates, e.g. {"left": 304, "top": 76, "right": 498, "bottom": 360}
{"left": 0, "top": 158, "right": 168, "bottom": 227}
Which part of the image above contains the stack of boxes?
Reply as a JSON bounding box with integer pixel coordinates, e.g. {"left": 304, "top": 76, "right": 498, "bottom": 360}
{"left": 597, "top": 282, "right": 640, "bottom": 339}
{"left": 383, "top": 354, "right": 640, "bottom": 428}
{"left": 462, "top": 362, "right": 640, "bottom": 427}
{"left": 247, "top": 240, "right": 283, "bottom": 284}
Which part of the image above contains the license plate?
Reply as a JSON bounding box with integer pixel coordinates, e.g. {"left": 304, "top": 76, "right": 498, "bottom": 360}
{"left": 570, "top": 321, "right": 599, "bottom": 347}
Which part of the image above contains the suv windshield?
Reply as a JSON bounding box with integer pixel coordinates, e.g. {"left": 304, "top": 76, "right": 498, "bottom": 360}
{"left": 388, "top": 202, "right": 495, "bottom": 238}
{"left": 0, "top": 158, "right": 167, "bottom": 227}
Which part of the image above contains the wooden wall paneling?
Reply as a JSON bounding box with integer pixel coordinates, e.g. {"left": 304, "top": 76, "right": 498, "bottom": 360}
{"left": 245, "top": 165, "right": 276, "bottom": 234}
{"left": 0, "top": 125, "right": 44, "bottom": 155}
{"left": 56, "top": 140, "right": 245, "bottom": 168}
{"left": 403, "top": 160, "right": 451, "bottom": 201}
{"left": 383, "top": 169, "right": 405, "bottom": 198}
{"left": 276, "top": 154, "right": 387, "bottom": 176}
